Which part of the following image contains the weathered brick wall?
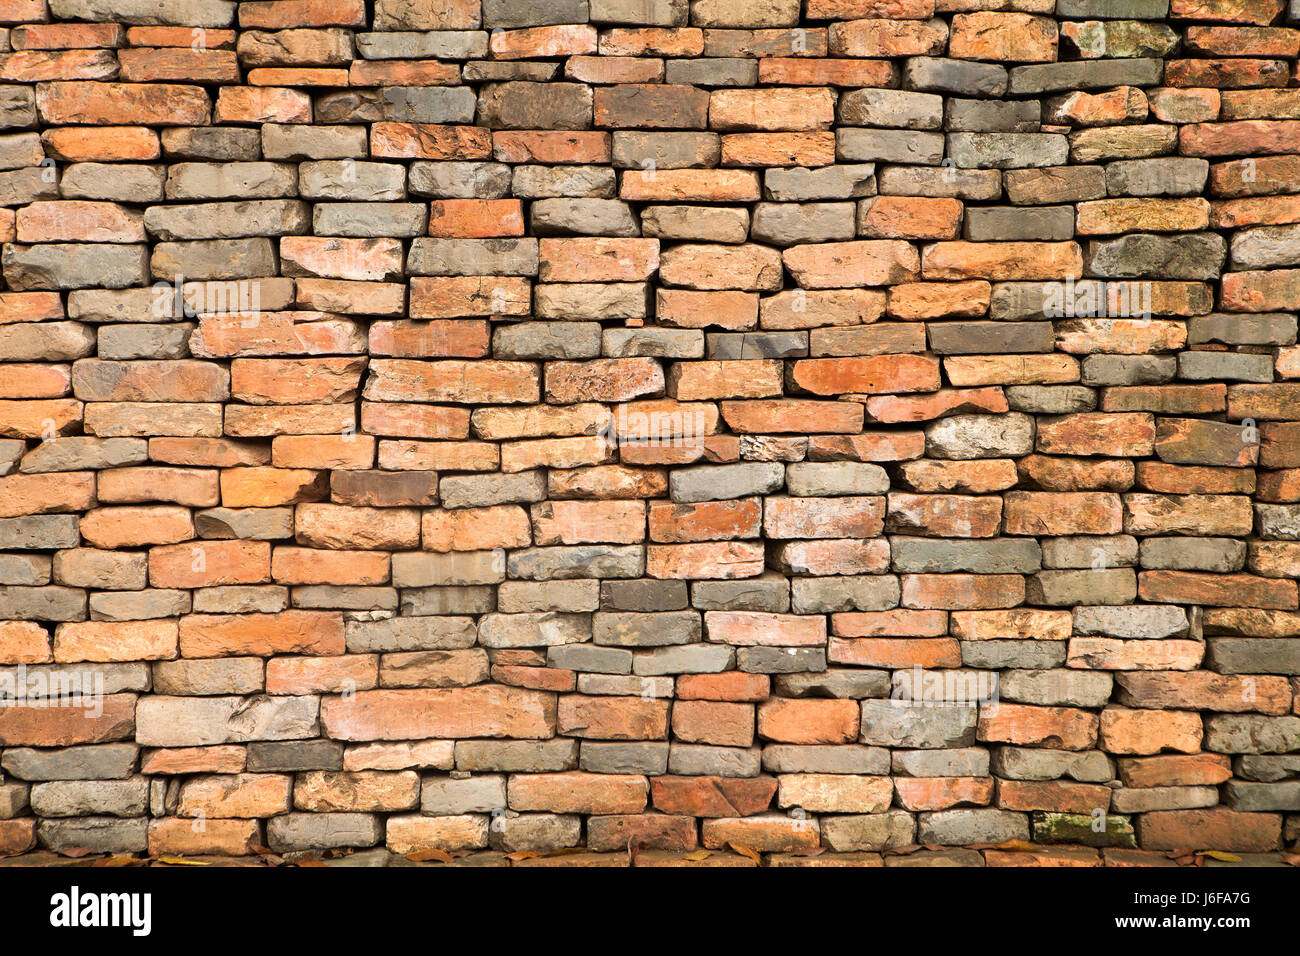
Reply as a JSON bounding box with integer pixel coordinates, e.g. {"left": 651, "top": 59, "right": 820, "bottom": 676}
{"left": 0, "top": 0, "right": 1298, "bottom": 863}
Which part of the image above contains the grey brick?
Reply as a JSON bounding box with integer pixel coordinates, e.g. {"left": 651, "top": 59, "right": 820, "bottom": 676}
{"left": 821, "top": 810, "right": 915, "bottom": 851}
{"left": 408, "top": 161, "right": 512, "bottom": 198}
{"left": 479, "top": 612, "right": 591, "bottom": 648}
{"left": 839, "top": 89, "right": 943, "bottom": 130}
{"left": 918, "top": 809, "right": 1028, "bottom": 845}
{"left": 1, "top": 744, "right": 138, "bottom": 782}
{"left": 634, "top": 644, "right": 734, "bottom": 675}
{"left": 1106, "top": 158, "right": 1209, "bottom": 197}
{"left": 508, "top": 545, "right": 644, "bottom": 580}
{"left": 1087, "top": 233, "right": 1226, "bottom": 280}
{"left": 860, "top": 700, "right": 977, "bottom": 748}
{"left": 691, "top": 575, "right": 789, "bottom": 612}
{"left": 1005, "top": 164, "right": 1107, "bottom": 205}
{"left": 903, "top": 57, "right": 1007, "bottom": 97}
{"left": 1141, "top": 536, "right": 1246, "bottom": 572}
{"left": 344, "top": 616, "right": 477, "bottom": 653}
{"left": 945, "top": 98, "right": 1040, "bottom": 132}
{"left": 1008, "top": 58, "right": 1163, "bottom": 95}
{"left": 594, "top": 610, "right": 701, "bottom": 647}
{"left": 421, "top": 774, "right": 506, "bottom": 814}
{"left": 664, "top": 57, "right": 756, "bottom": 86}
{"left": 247, "top": 740, "right": 344, "bottom": 772}
{"left": 1206, "top": 639, "right": 1300, "bottom": 676}
{"left": 612, "top": 131, "right": 720, "bottom": 169}
{"left": 964, "top": 205, "right": 1074, "bottom": 241}
{"left": 962, "top": 641, "right": 1067, "bottom": 670}
{"left": 643, "top": 204, "right": 749, "bottom": 243}
{"left": 891, "top": 537, "right": 1042, "bottom": 574}
{"left": 837, "top": 129, "right": 944, "bottom": 165}
{"left": 455, "top": 739, "right": 579, "bottom": 773}
{"left": 750, "top": 202, "right": 855, "bottom": 245}
{"left": 764, "top": 744, "right": 890, "bottom": 775}
{"left": 547, "top": 644, "right": 633, "bottom": 674}
{"left": 580, "top": 742, "right": 669, "bottom": 774}
{"left": 269, "top": 812, "right": 381, "bottom": 852}
{"left": 494, "top": 322, "right": 603, "bottom": 360}
{"left": 877, "top": 165, "right": 1001, "bottom": 200}
{"left": 670, "top": 462, "right": 783, "bottom": 502}
{"left": 477, "top": 81, "right": 592, "bottom": 130}
{"left": 789, "top": 575, "right": 899, "bottom": 613}
{"left": 39, "top": 817, "right": 148, "bottom": 854}
{"left": 774, "top": 669, "right": 890, "bottom": 699}
{"left": 667, "top": 743, "right": 760, "bottom": 777}
{"left": 764, "top": 164, "right": 876, "bottom": 201}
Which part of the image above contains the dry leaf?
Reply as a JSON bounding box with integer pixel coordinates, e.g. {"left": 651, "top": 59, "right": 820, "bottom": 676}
{"left": 156, "top": 857, "right": 210, "bottom": 866}
{"left": 541, "top": 847, "right": 587, "bottom": 857}
{"left": 729, "top": 842, "right": 762, "bottom": 864}
{"left": 885, "top": 844, "right": 922, "bottom": 856}
{"left": 1198, "top": 851, "right": 1241, "bottom": 863}
{"left": 683, "top": 850, "right": 712, "bottom": 861}
{"left": 406, "top": 849, "right": 453, "bottom": 863}
{"left": 1282, "top": 852, "right": 1300, "bottom": 867}
{"left": 93, "top": 855, "right": 142, "bottom": 867}
{"left": 506, "top": 850, "right": 540, "bottom": 861}
{"left": 991, "top": 840, "right": 1038, "bottom": 852}
{"left": 627, "top": 839, "right": 647, "bottom": 866}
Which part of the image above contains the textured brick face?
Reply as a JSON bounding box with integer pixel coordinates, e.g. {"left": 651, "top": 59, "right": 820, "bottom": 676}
{"left": 0, "top": 0, "right": 1297, "bottom": 865}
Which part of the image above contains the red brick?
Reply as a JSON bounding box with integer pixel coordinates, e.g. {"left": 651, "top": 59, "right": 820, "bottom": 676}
{"left": 323, "top": 687, "right": 556, "bottom": 741}
{"left": 895, "top": 777, "right": 994, "bottom": 811}
{"left": 428, "top": 200, "right": 525, "bottom": 238}
{"left": 672, "top": 700, "right": 754, "bottom": 746}
{"left": 651, "top": 776, "right": 776, "bottom": 817}
{"left": 790, "top": 355, "right": 940, "bottom": 395}
{"left": 37, "top": 81, "right": 210, "bottom": 125}
{"left": 676, "top": 672, "right": 770, "bottom": 702}
{"left": 977, "top": 703, "right": 1099, "bottom": 750}
{"left": 902, "top": 574, "right": 1026, "bottom": 610}
{"left": 557, "top": 695, "right": 669, "bottom": 740}
{"left": 649, "top": 498, "right": 760, "bottom": 543}
{"left": 757, "top": 698, "right": 859, "bottom": 744}
{"left": 179, "top": 610, "right": 345, "bottom": 658}
{"left": 1138, "top": 809, "right": 1281, "bottom": 852}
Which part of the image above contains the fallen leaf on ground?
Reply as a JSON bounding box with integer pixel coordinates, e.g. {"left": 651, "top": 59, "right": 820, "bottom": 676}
{"left": 406, "top": 849, "right": 453, "bottom": 863}
{"left": 1197, "top": 851, "right": 1241, "bottom": 863}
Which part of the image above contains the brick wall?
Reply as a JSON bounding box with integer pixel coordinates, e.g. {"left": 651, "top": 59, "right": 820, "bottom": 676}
{"left": 0, "top": 0, "right": 1298, "bottom": 863}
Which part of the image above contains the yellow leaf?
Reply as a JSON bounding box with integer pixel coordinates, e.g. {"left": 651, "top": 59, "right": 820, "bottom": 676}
{"left": 1198, "top": 851, "right": 1241, "bottom": 863}
{"left": 506, "top": 850, "right": 540, "bottom": 861}
{"left": 683, "top": 850, "right": 712, "bottom": 861}
{"left": 991, "top": 840, "right": 1038, "bottom": 852}
{"left": 729, "top": 842, "right": 762, "bottom": 864}
{"left": 157, "top": 857, "right": 211, "bottom": 866}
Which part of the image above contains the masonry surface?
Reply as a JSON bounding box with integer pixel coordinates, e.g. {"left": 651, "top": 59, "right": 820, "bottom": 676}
{"left": 0, "top": 0, "right": 1297, "bottom": 866}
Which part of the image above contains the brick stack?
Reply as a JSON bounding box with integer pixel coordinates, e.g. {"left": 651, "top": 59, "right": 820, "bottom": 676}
{"left": 0, "top": 0, "right": 1298, "bottom": 865}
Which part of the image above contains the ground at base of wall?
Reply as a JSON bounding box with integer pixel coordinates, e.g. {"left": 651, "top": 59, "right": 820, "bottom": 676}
{"left": 2, "top": 845, "right": 1296, "bottom": 869}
